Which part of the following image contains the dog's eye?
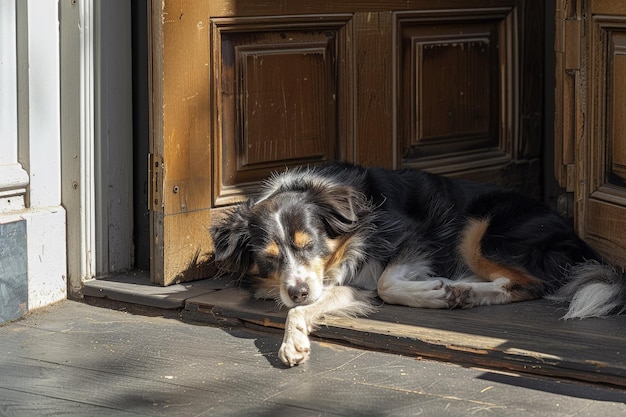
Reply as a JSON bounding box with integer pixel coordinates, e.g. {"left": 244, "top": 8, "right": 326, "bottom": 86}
{"left": 263, "top": 251, "right": 281, "bottom": 261}
{"left": 253, "top": 255, "right": 280, "bottom": 278}
{"left": 298, "top": 241, "right": 315, "bottom": 251}
{"left": 254, "top": 245, "right": 282, "bottom": 269}
{"left": 293, "top": 231, "right": 314, "bottom": 251}
{"left": 262, "top": 241, "right": 281, "bottom": 259}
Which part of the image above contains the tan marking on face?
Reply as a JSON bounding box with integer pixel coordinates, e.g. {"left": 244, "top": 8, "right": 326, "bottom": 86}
{"left": 264, "top": 240, "right": 280, "bottom": 257}
{"left": 324, "top": 236, "right": 351, "bottom": 270}
{"left": 293, "top": 231, "right": 312, "bottom": 249}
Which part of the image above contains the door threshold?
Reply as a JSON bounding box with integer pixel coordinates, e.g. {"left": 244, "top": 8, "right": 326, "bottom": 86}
{"left": 82, "top": 272, "right": 230, "bottom": 309}
{"left": 83, "top": 273, "right": 626, "bottom": 388}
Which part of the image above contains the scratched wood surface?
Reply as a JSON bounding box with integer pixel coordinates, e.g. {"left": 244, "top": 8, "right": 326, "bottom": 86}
{"left": 184, "top": 283, "right": 626, "bottom": 388}
{"left": 2, "top": 301, "right": 626, "bottom": 416}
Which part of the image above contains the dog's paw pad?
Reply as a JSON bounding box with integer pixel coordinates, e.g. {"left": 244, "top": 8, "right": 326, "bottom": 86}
{"left": 444, "top": 284, "right": 474, "bottom": 308}
{"left": 278, "top": 336, "right": 311, "bottom": 367}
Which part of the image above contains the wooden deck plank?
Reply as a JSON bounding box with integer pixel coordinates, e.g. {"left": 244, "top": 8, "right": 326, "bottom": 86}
{"left": 0, "top": 358, "right": 223, "bottom": 416}
{"left": 3, "top": 302, "right": 410, "bottom": 414}
{"left": 0, "top": 387, "right": 141, "bottom": 417}
{"left": 82, "top": 271, "right": 225, "bottom": 309}
{"left": 185, "top": 286, "right": 626, "bottom": 387}
{"left": 2, "top": 301, "right": 625, "bottom": 416}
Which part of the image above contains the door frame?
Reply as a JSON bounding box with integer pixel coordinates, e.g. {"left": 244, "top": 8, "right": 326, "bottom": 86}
{"left": 61, "top": 0, "right": 135, "bottom": 295}
{"left": 554, "top": 0, "right": 626, "bottom": 266}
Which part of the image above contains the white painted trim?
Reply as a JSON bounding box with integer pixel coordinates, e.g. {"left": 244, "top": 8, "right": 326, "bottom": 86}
{"left": 24, "top": 0, "right": 67, "bottom": 308}
{"left": 0, "top": 164, "right": 28, "bottom": 213}
{"left": 23, "top": 0, "right": 62, "bottom": 208}
{"left": 0, "top": 207, "right": 68, "bottom": 310}
{"left": 0, "top": 164, "right": 29, "bottom": 196}
{"left": 79, "top": 0, "right": 97, "bottom": 280}
{"left": 60, "top": 0, "right": 99, "bottom": 294}
{"left": 0, "top": 0, "right": 28, "bottom": 211}
{"left": 0, "top": 0, "right": 18, "bottom": 165}
{"left": 23, "top": 207, "right": 68, "bottom": 309}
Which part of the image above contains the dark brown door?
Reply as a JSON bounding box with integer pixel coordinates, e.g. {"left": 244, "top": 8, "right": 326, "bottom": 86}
{"left": 149, "top": 0, "right": 543, "bottom": 285}
{"left": 555, "top": 0, "right": 626, "bottom": 267}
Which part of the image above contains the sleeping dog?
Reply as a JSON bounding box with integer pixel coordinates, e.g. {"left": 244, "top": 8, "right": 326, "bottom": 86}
{"left": 211, "top": 163, "right": 626, "bottom": 366}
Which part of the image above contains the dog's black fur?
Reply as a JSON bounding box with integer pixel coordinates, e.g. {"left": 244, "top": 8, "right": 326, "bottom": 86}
{"left": 212, "top": 163, "right": 626, "bottom": 366}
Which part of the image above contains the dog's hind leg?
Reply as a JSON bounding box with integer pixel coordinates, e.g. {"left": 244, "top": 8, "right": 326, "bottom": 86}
{"left": 377, "top": 261, "right": 455, "bottom": 308}
{"left": 377, "top": 218, "right": 546, "bottom": 310}
{"left": 378, "top": 261, "right": 541, "bottom": 309}
{"left": 442, "top": 217, "right": 545, "bottom": 308}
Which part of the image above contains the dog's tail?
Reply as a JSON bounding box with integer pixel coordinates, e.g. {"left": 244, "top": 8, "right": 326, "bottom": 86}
{"left": 547, "top": 261, "right": 626, "bottom": 319}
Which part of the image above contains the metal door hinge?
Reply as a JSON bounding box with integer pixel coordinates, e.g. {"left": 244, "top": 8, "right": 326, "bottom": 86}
{"left": 148, "top": 153, "right": 164, "bottom": 212}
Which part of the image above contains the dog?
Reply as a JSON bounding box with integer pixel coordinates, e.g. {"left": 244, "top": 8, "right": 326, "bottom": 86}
{"left": 211, "top": 162, "right": 626, "bottom": 366}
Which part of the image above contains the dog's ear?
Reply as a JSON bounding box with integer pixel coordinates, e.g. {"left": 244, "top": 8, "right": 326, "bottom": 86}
{"left": 210, "top": 200, "right": 253, "bottom": 274}
{"left": 312, "top": 185, "right": 369, "bottom": 236}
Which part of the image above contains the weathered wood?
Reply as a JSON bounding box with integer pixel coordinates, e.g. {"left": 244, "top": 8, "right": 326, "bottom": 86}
{"left": 150, "top": 0, "right": 213, "bottom": 285}
{"left": 0, "top": 388, "right": 140, "bottom": 417}
{"left": 3, "top": 301, "right": 625, "bottom": 416}
{"left": 82, "top": 271, "right": 224, "bottom": 309}
{"left": 353, "top": 11, "right": 394, "bottom": 167}
{"left": 558, "top": 0, "right": 626, "bottom": 267}
{"left": 185, "top": 287, "right": 626, "bottom": 387}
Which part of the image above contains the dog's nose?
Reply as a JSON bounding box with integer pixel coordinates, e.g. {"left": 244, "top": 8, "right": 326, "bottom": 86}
{"left": 288, "top": 282, "right": 309, "bottom": 304}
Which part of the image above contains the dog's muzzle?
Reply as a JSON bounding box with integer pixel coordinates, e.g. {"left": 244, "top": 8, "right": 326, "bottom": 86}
{"left": 287, "top": 282, "right": 309, "bottom": 304}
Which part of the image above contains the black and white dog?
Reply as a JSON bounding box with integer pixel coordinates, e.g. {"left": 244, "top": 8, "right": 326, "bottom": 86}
{"left": 211, "top": 163, "right": 626, "bottom": 366}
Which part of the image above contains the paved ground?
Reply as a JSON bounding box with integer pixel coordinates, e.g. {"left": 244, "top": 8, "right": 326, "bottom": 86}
{"left": 1, "top": 300, "right": 625, "bottom": 416}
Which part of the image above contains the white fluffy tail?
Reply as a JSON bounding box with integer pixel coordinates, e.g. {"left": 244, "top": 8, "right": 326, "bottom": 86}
{"left": 547, "top": 261, "right": 626, "bottom": 319}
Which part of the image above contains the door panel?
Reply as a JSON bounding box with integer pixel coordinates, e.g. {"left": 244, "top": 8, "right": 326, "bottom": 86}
{"left": 398, "top": 18, "right": 500, "bottom": 160}
{"left": 211, "top": 15, "right": 352, "bottom": 206}
{"left": 150, "top": 0, "right": 542, "bottom": 285}
{"left": 396, "top": 5, "right": 543, "bottom": 194}
{"left": 556, "top": 0, "right": 626, "bottom": 266}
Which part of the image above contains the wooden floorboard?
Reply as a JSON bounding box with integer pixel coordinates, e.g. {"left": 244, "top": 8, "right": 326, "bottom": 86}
{"left": 82, "top": 274, "right": 626, "bottom": 387}
{"left": 183, "top": 281, "right": 626, "bottom": 388}
{"left": 2, "top": 301, "right": 626, "bottom": 416}
{"left": 0, "top": 387, "right": 141, "bottom": 417}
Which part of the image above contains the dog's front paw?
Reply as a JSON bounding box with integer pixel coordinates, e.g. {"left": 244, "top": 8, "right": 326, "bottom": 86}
{"left": 278, "top": 309, "right": 311, "bottom": 366}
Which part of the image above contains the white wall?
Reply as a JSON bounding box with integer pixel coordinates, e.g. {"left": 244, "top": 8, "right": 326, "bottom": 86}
{"left": 0, "top": 0, "right": 67, "bottom": 314}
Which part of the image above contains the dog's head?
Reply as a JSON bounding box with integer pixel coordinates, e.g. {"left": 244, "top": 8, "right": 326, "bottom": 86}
{"left": 211, "top": 180, "right": 368, "bottom": 308}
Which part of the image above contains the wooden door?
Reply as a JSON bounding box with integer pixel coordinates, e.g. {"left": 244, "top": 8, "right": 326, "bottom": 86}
{"left": 149, "top": 0, "right": 543, "bottom": 285}
{"left": 555, "top": 0, "right": 626, "bottom": 267}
